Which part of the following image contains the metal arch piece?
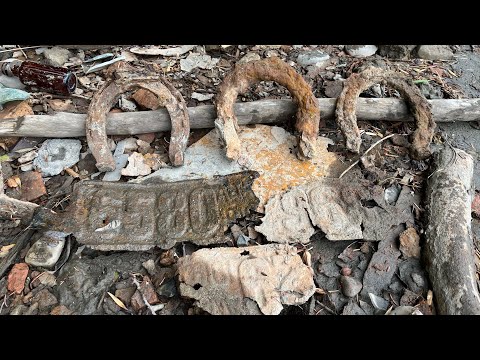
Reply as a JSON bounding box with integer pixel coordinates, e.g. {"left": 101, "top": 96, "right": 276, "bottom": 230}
{"left": 335, "top": 66, "right": 436, "bottom": 160}
{"left": 215, "top": 57, "right": 320, "bottom": 161}
{"left": 85, "top": 62, "right": 190, "bottom": 172}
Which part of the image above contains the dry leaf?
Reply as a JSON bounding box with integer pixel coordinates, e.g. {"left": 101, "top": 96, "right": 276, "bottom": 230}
{"left": 0, "top": 244, "right": 15, "bottom": 258}
{"left": 107, "top": 291, "right": 128, "bottom": 311}
{"left": 6, "top": 175, "right": 21, "bottom": 188}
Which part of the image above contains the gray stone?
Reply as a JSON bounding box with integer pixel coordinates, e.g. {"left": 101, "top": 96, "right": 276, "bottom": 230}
{"left": 33, "top": 139, "right": 82, "bottom": 177}
{"left": 297, "top": 50, "right": 330, "bottom": 68}
{"left": 378, "top": 45, "right": 417, "bottom": 59}
{"left": 342, "top": 300, "right": 367, "bottom": 315}
{"left": 361, "top": 225, "right": 403, "bottom": 298}
{"left": 340, "top": 276, "right": 362, "bottom": 297}
{"left": 142, "top": 259, "right": 156, "bottom": 276}
{"left": 398, "top": 258, "right": 429, "bottom": 297}
{"left": 25, "top": 231, "right": 67, "bottom": 269}
{"left": 0, "top": 74, "right": 26, "bottom": 90}
{"left": 417, "top": 45, "right": 454, "bottom": 60}
{"left": 157, "top": 278, "right": 177, "bottom": 298}
{"left": 24, "top": 302, "right": 39, "bottom": 315}
{"left": 191, "top": 92, "right": 215, "bottom": 102}
{"left": 324, "top": 80, "right": 344, "bottom": 98}
{"left": 103, "top": 138, "right": 132, "bottom": 182}
{"left": 57, "top": 252, "right": 151, "bottom": 315}
{"left": 384, "top": 184, "right": 401, "bottom": 205}
{"left": 238, "top": 52, "right": 261, "bottom": 64}
{"left": 43, "top": 47, "right": 71, "bottom": 67}
{"left": 345, "top": 45, "right": 378, "bottom": 58}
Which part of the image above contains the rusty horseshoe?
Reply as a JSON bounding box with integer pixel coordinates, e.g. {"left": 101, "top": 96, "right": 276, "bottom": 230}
{"left": 335, "top": 66, "right": 436, "bottom": 160}
{"left": 86, "top": 62, "right": 190, "bottom": 172}
{"left": 215, "top": 57, "right": 320, "bottom": 161}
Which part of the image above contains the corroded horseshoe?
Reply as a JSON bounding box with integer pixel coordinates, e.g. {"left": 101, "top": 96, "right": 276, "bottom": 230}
{"left": 215, "top": 57, "right": 320, "bottom": 161}
{"left": 335, "top": 66, "right": 436, "bottom": 160}
{"left": 86, "top": 62, "right": 190, "bottom": 172}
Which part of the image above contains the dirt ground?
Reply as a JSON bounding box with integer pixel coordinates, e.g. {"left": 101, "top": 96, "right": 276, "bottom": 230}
{"left": 0, "top": 45, "right": 479, "bottom": 315}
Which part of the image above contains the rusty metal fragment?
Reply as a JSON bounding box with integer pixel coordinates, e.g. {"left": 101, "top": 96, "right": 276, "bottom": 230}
{"left": 336, "top": 66, "right": 436, "bottom": 160}
{"left": 37, "top": 171, "right": 259, "bottom": 251}
{"left": 86, "top": 62, "right": 190, "bottom": 172}
{"left": 215, "top": 57, "right": 320, "bottom": 161}
{"left": 177, "top": 244, "right": 316, "bottom": 315}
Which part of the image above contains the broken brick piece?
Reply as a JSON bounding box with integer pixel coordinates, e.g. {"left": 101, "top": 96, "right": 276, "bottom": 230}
{"left": 7, "top": 263, "right": 29, "bottom": 294}
{"left": 19, "top": 171, "right": 46, "bottom": 202}
{"left": 132, "top": 89, "right": 160, "bottom": 110}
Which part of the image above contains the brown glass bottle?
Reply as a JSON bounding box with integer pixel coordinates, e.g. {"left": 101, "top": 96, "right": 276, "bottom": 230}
{"left": 1, "top": 60, "right": 77, "bottom": 96}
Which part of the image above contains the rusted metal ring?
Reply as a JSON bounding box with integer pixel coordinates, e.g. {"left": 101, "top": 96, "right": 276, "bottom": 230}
{"left": 335, "top": 66, "right": 436, "bottom": 160}
{"left": 215, "top": 57, "right": 320, "bottom": 161}
{"left": 85, "top": 65, "right": 190, "bottom": 172}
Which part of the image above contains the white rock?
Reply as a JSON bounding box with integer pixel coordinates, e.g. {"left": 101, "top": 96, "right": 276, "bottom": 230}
{"left": 345, "top": 45, "right": 378, "bottom": 58}
{"left": 25, "top": 231, "right": 67, "bottom": 269}
{"left": 121, "top": 152, "right": 152, "bottom": 177}
{"left": 119, "top": 95, "right": 137, "bottom": 112}
{"left": 0, "top": 74, "right": 26, "bottom": 90}
{"left": 191, "top": 92, "right": 215, "bottom": 101}
{"left": 17, "top": 150, "right": 38, "bottom": 164}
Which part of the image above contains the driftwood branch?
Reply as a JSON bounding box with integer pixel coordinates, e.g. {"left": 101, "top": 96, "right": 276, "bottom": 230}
{"left": 0, "top": 98, "right": 479, "bottom": 138}
{"left": 425, "top": 146, "right": 480, "bottom": 315}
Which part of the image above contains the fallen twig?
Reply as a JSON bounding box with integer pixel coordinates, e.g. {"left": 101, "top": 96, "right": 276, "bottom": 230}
{"left": 339, "top": 134, "right": 395, "bottom": 179}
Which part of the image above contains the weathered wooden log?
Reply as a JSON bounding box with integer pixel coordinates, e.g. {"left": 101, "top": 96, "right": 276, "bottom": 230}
{"left": 425, "top": 146, "right": 480, "bottom": 315}
{"left": 0, "top": 98, "right": 479, "bottom": 138}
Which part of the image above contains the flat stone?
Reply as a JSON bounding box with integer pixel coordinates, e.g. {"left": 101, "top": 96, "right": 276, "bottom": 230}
{"left": 417, "top": 45, "right": 454, "bottom": 60}
{"left": 361, "top": 225, "right": 403, "bottom": 299}
{"left": 324, "top": 80, "right": 344, "bottom": 98}
{"left": 137, "top": 125, "right": 341, "bottom": 211}
{"left": 345, "top": 45, "right": 378, "bottom": 57}
{"left": 0, "top": 74, "right": 25, "bottom": 90}
{"left": 178, "top": 244, "right": 316, "bottom": 315}
{"left": 25, "top": 231, "right": 67, "bottom": 269}
{"left": 33, "top": 139, "right": 82, "bottom": 177}
{"left": 398, "top": 258, "right": 429, "bottom": 297}
{"left": 340, "top": 275, "right": 363, "bottom": 297}
{"left": 41, "top": 172, "right": 259, "bottom": 251}
{"left": 43, "top": 47, "right": 71, "bottom": 67}
{"left": 118, "top": 95, "right": 137, "bottom": 112}
{"left": 121, "top": 152, "right": 152, "bottom": 177}
{"left": 19, "top": 171, "right": 46, "bottom": 201}
{"left": 191, "top": 92, "right": 215, "bottom": 102}
{"left": 297, "top": 50, "right": 330, "bottom": 67}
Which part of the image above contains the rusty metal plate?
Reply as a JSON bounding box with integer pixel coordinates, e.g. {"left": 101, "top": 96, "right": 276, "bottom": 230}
{"left": 45, "top": 171, "right": 259, "bottom": 251}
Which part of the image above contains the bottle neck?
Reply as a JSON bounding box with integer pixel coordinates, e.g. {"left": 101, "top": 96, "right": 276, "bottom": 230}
{"left": 0, "top": 59, "right": 22, "bottom": 77}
